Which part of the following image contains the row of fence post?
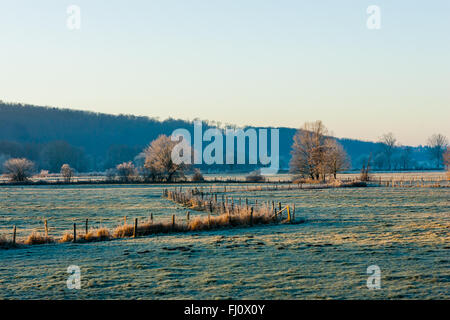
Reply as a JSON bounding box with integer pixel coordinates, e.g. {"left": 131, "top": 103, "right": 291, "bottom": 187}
{"left": 8, "top": 188, "right": 300, "bottom": 245}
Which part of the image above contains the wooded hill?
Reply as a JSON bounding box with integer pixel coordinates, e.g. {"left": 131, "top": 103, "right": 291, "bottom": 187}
{"left": 0, "top": 101, "right": 431, "bottom": 173}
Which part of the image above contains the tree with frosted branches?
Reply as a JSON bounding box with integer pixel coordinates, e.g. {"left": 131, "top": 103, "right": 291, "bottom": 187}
{"left": 427, "top": 134, "right": 448, "bottom": 168}
{"left": 144, "top": 135, "right": 188, "bottom": 182}
{"left": 116, "top": 161, "right": 137, "bottom": 182}
{"left": 325, "top": 138, "right": 351, "bottom": 179}
{"left": 290, "top": 121, "right": 329, "bottom": 180}
{"left": 3, "top": 158, "right": 35, "bottom": 182}
{"left": 60, "top": 164, "right": 74, "bottom": 183}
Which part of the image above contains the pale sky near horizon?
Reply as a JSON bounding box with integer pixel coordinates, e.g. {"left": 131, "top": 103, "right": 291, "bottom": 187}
{"left": 0, "top": 0, "right": 449, "bottom": 146}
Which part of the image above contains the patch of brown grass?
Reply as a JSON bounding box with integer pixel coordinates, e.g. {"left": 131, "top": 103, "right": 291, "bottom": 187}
{"left": 81, "top": 228, "right": 111, "bottom": 242}
{"left": 24, "top": 232, "right": 54, "bottom": 245}
{"left": 292, "top": 177, "right": 322, "bottom": 184}
{"left": 59, "top": 232, "right": 73, "bottom": 243}
{"left": 113, "top": 224, "right": 134, "bottom": 238}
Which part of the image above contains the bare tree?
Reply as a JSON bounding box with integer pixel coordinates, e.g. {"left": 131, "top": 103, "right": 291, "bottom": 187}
{"left": 427, "top": 134, "right": 448, "bottom": 168}
{"left": 379, "top": 133, "right": 397, "bottom": 171}
{"left": 60, "top": 164, "right": 74, "bottom": 183}
{"left": 290, "top": 121, "right": 329, "bottom": 180}
{"left": 3, "top": 158, "right": 35, "bottom": 182}
{"left": 116, "top": 161, "right": 137, "bottom": 182}
{"left": 360, "top": 154, "right": 372, "bottom": 182}
{"left": 325, "top": 139, "right": 351, "bottom": 179}
{"left": 144, "top": 135, "right": 187, "bottom": 182}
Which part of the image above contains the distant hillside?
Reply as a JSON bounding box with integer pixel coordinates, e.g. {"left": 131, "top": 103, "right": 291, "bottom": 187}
{"left": 0, "top": 101, "right": 433, "bottom": 173}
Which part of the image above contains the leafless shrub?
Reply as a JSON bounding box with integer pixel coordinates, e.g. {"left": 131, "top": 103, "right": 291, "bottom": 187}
{"left": 360, "top": 154, "right": 372, "bottom": 182}
{"left": 60, "top": 164, "right": 74, "bottom": 183}
{"left": 245, "top": 169, "right": 265, "bottom": 182}
{"left": 3, "top": 158, "right": 35, "bottom": 182}
{"left": 38, "top": 170, "right": 49, "bottom": 178}
{"left": 116, "top": 161, "right": 137, "bottom": 182}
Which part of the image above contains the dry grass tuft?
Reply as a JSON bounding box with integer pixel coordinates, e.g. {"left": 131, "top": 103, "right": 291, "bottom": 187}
{"left": 24, "top": 232, "right": 54, "bottom": 245}
{"left": 82, "top": 228, "right": 111, "bottom": 242}
{"left": 291, "top": 177, "right": 323, "bottom": 184}
{"left": 59, "top": 232, "right": 73, "bottom": 243}
{"left": 113, "top": 224, "right": 134, "bottom": 238}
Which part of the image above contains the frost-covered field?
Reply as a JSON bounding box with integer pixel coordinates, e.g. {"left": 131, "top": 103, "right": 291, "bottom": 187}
{"left": 0, "top": 184, "right": 449, "bottom": 299}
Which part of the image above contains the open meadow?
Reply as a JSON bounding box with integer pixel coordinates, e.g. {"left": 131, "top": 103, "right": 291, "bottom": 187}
{"left": 0, "top": 178, "right": 448, "bottom": 299}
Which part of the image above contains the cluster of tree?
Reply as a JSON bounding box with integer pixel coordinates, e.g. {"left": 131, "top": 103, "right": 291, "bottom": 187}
{"left": 289, "top": 124, "right": 448, "bottom": 179}
{"left": 289, "top": 121, "right": 350, "bottom": 180}
{"left": 0, "top": 102, "right": 409, "bottom": 172}
{"left": 1, "top": 102, "right": 448, "bottom": 175}
{"left": 368, "top": 133, "right": 448, "bottom": 171}
{"left": 107, "top": 135, "right": 189, "bottom": 183}
{"left": 0, "top": 140, "right": 89, "bottom": 174}
{"left": 2, "top": 157, "right": 75, "bottom": 183}
{"left": 3, "top": 125, "right": 449, "bottom": 184}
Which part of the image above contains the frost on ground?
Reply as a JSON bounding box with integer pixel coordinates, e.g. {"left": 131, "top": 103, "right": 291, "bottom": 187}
{"left": 0, "top": 185, "right": 448, "bottom": 299}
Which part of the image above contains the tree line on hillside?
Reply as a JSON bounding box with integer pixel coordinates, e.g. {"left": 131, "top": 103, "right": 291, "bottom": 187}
{"left": 1, "top": 102, "right": 448, "bottom": 175}
{"left": 2, "top": 120, "right": 448, "bottom": 183}
{"left": 0, "top": 102, "right": 426, "bottom": 171}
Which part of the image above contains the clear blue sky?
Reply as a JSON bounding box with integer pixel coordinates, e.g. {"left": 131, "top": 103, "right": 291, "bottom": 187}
{"left": 1, "top": 0, "right": 449, "bottom": 146}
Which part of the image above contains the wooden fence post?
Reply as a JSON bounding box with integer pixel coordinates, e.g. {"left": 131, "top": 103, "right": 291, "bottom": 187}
{"left": 172, "top": 214, "right": 175, "bottom": 230}
{"left": 287, "top": 205, "right": 291, "bottom": 223}
{"left": 85, "top": 218, "right": 88, "bottom": 234}
{"left": 150, "top": 213, "right": 153, "bottom": 224}
{"left": 250, "top": 207, "right": 253, "bottom": 226}
{"left": 12, "top": 226, "right": 16, "bottom": 245}
{"left": 186, "top": 211, "right": 190, "bottom": 222}
{"left": 44, "top": 219, "right": 48, "bottom": 237}
{"left": 73, "top": 223, "right": 77, "bottom": 243}
{"left": 133, "top": 218, "right": 138, "bottom": 238}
